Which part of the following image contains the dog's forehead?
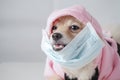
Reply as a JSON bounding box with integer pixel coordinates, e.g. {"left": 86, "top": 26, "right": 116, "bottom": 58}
{"left": 53, "top": 16, "right": 80, "bottom": 26}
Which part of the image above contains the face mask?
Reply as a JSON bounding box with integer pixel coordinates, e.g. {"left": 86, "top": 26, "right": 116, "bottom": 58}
{"left": 41, "top": 22, "right": 104, "bottom": 69}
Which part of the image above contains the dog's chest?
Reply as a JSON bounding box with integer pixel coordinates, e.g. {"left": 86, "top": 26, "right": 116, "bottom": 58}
{"left": 64, "top": 68, "right": 99, "bottom": 80}
{"left": 63, "top": 61, "right": 97, "bottom": 80}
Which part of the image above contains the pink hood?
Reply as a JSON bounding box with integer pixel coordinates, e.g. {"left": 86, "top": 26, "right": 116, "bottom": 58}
{"left": 46, "top": 5, "right": 103, "bottom": 39}
{"left": 44, "top": 5, "right": 120, "bottom": 80}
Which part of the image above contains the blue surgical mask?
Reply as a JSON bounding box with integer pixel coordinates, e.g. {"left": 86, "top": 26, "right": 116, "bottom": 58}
{"left": 41, "top": 22, "right": 104, "bottom": 69}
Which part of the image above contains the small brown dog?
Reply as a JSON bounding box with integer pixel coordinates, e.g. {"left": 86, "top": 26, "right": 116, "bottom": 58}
{"left": 49, "top": 15, "right": 97, "bottom": 80}
{"left": 42, "top": 6, "right": 120, "bottom": 80}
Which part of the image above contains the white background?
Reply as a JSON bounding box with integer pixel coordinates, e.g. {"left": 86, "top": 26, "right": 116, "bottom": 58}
{"left": 0, "top": 0, "right": 120, "bottom": 80}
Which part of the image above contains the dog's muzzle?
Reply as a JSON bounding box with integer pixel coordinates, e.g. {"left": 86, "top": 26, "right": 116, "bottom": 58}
{"left": 52, "top": 33, "right": 62, "bottom": 41}
{"left": 52, "top": 33, "right": 66, "bottom": 51}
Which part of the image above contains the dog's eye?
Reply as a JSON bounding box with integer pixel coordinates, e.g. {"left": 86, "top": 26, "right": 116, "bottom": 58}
{"left": 52, "top": 26, "right": 57, "bottom": 30}
{"left": 69, "top": 25, "right": 80, "bottom": 32}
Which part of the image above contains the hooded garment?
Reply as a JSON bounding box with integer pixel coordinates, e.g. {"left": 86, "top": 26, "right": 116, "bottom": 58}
{"left": 43, "top": 5, "right": 120, "bottom": 80}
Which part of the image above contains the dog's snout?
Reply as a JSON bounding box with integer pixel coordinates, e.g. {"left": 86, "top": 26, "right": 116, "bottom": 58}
{"left": 52, "top": 33, "right": 62, "bottom": 41}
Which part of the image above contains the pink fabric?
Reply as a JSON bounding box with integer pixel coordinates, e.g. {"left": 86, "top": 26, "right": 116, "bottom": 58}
{"left": 44, "top": 5, "right": 120, "bottom": 80}
{"left": 44, "top": 58, "right": 64, "bottom": 80}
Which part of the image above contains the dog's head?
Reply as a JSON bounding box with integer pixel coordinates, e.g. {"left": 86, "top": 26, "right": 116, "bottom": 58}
{"left": 46, "top": 6, "right": 103, "bottom": 51}
{"left": 49, "top": 16, "right": 85, "bottom": 51}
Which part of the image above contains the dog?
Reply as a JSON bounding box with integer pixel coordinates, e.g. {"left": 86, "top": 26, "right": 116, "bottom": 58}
{"left": 47, "top": 15, "right": 120, "bottom": 80}
{"left": 42, "top": 6, "right": 120, "bottom": 80}
{"left": 49, "top": 15, "right": 98, "bottom": 80}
